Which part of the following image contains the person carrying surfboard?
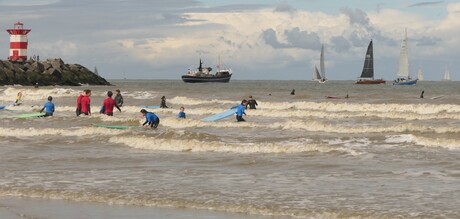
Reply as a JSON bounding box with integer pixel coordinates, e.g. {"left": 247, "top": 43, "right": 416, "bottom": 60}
{"left": 141, "top": 109, "right": 160, "bottom": 128}
{"left": 39, "top": 96, "right": 55, "bottom": 117}
{"left": 235, "top": 99, "right": 248, "bottom": 122}
{"left": 102, "top": 91, "right": 121, "bottom": 116}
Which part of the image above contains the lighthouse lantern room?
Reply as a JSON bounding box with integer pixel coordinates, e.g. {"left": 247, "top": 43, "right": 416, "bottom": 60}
{"left": 6, "top": 22, "right": 31, "bottom": 61}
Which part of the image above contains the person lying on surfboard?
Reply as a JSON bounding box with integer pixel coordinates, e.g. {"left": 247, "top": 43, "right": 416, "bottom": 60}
{"left": 141, "top": 109, "right": 160, "bottom": 128}
{"left": 39, "top": 96, "right": 55, "bottom": 117}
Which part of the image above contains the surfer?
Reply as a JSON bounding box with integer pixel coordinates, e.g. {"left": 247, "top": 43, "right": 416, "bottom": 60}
{"left": 115, "top": 89, "right": 124, "bottom": 107}
{"left": 178, "top": 106, "right": 186, "bottom": 119}
{"left": 80, "top": 90, "right": 92, "bottom": 116}
{"left": 235, "top": 99, "right": 248, "bottom": 122}
{"left": 15, "top": 92, "right": 23, "bottom": 105}
{"left": 160, "top": 96, "right": 168, "bottom": 108}
{"left": 290, "top": 89, "right": 295, "bottom": 95}
{"left": 76, "top": 90, "right": 86, "bottom": 116}
{"left": 141, "top": 109, "right": 160, "bottom": 128}
{"left": 247, "top": 96, "right": 258, "bottom": 110}
{"left": 420, "top": 90, "right": 424, "bottom": 98}
{"left": 102, "top": 91, "right": 121, "bottom": 116}
{"left": 39, "top": 96, "right": 55, "bottom": 116}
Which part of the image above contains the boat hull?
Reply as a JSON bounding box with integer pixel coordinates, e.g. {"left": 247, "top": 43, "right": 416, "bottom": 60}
{"left": 181, "top": 75, "right": 232, "bottom": 83}
{"left": 393, "top": 79, "right": 417, "bottom": 85}
{"left": 355, "top": 79, "right": 386, "bottom": 84}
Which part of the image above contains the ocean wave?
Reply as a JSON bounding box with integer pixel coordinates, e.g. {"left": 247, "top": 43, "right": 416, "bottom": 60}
{"left": 169, "top": 96, "right": 236, "bottom": 106}
{"left": 385, "top": 134, "right": 460, "bottom": 150}
{"left": 109, "top": 136, "right": 359, "bottom": 155}
{"left": 0, "top": 127, "right": 128, "bottom": 137}
{"left": 0, "top": 87, "right": 80, "bottom": 102}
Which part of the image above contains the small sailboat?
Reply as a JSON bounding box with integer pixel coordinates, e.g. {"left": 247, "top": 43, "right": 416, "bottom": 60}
{"left": 355, "top": 40, "right": 385, "bottom": 84}
{"left": 442, "top": 69, "right": 451, "bottom": 81}
{"left": 417, "top": 68, "right": 423, "bottom": 81}
{"left": 312, "top": 44, "right": 327, "bottom": 83}
{"left": 393, "top": 29, "right": 417, "bottom": 85}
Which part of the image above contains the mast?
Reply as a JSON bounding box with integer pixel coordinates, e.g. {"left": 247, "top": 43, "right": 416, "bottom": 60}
{"left": 320, "top": 44, "right": 325, "bottom": 80}
{"left": 397, "top": 28, "right": 409, "bottom": 78}
{"left": 360, "top": 40, "right": 374, "bottom": 79}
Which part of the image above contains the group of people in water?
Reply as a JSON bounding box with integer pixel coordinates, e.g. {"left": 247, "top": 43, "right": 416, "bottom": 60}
{"left": 29, "top": 89, "right": 258, "bottom": 128}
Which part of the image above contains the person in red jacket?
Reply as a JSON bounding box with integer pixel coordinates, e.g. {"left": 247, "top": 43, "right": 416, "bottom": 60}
{"left": 101, "top": 91, "right": 121, "bottom": 116}
{"left": 80, "top": 90, "right": 92, "bottom": 116}
{"left": 76, "top": 90, "right": 86, "bottom": 116}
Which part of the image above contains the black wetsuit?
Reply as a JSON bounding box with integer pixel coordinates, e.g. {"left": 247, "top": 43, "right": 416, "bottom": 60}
{"left": 247, "top": 99, "right": 258, "bottom": 109}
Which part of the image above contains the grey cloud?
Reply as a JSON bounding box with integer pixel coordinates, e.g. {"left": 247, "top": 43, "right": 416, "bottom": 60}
{"left": 262, "top": 28, "right": 320, "bottom": 50}
{"left": 330, "top": 36, "right": 350, "bottom": 52}
{"left": 407, "top": 1, "right": 444, "bottom": 8}
{"left": 274, "top": 2, "right": 296, "bottom": 13}
{"left": 415, "top": 36, "right": 442, "bottom": 46}
{"left": 340, "top": 7, "right": 370, "bottom": 27}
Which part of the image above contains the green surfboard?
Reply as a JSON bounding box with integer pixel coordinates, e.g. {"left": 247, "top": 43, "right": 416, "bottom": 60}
{"left": 13, "top": 113, "right": 46, "bottom": 118}
{"left": 93, "top": 123, "right": 140, "bottom": 129}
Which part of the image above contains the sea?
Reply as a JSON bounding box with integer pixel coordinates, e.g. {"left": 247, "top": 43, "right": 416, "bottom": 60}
{"left": 0, "top": 80, "right": 459, "bottom": 219}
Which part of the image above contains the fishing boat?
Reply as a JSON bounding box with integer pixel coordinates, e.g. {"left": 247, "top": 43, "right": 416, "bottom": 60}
{"left": 355, "top": 40, "right": 385, "bottom": 84}
{"left": 393, "top": 29, "right": 417, "bottom": 85}
{"left": 181, "top": 58, "right": 232, "bottom": 83}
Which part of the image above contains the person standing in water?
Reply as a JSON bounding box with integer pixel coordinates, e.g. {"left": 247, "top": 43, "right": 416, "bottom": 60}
{"left": 102, "top": 91, "right": 121, "bottom": 116}
{"left": 76, "top": 90, "right": 86, "bottom": 116}
{"left": 140, "top": 109, "right": 160, "bottom": 128}
{"left": 115, "top": 89, "right": 124, "bottom": 107}
{"left": 39, "top": 96, "right": 55, "bottom": 117}
{"left": 15, "top": 92, "right": 23, "bottom": 105}
{"left": 290, "top": 89, "right": 295, "bottom": 95}
{"left": 160, "top": 96, "right": 168, "bottom": 108}
{"left": 80, "top": 90, "right": 92, "bottom": 116}
{"left": 247, "top": 95, "right": 258, "bottom": 110}
{"left": 178, "top": 106, "right": 186, "bottom": 119}
{"left": 235, "top": 99, "right": 248, "bottom": 122}
{"left": 420, "top": 90, "right": 425, "bottom": 98}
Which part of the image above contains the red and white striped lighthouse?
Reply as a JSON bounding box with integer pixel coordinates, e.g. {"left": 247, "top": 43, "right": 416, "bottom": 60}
{"left": 6, "top": 22, "right": 31, "bottom": 61}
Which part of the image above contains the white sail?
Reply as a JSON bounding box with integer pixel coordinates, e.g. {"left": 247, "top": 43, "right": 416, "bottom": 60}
{"left": 443, "top": 69, "right": 451, "bottom": 81}
{"left": 397, "top": 28, "right": 409, "bottom": 78}
{"left": 320, "top": 44, "right": 326, "bottom": 81}
{"left": 417, "top": 68, "right": 423, "bottom": 81}
{"left": 312, "top": 64, "right": 321, "bottom": 80}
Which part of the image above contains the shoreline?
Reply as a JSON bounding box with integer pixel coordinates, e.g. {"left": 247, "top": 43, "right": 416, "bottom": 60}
{"left": 0, "top": 196, "right": 281, "bottom": 219}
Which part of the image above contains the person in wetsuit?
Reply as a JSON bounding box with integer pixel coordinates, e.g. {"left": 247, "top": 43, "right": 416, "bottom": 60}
{"left": 76, "top": 90, "right": 86, "bottom": 116}
{"left": 80, "top": 90, "right": 92, "bottom": 116}
{"left": 115, "top": 89, "right": 124, "bottom": 107}
{"left": 235, "top": 99, "right": 248, "bottom": 122}
{"left": 141, "top": 109, "right": 160, "bottom": 128}
{"left": 160, "top": 96, "right": 168, "bottom": 108}
{"left": 102, "top": 91, "right": 121, "bottom": 116}
{"left": 247, "top": 95, "right": 258, "bottom": 110}
{"left": 178, "top": 106, "right": 186, "bottom": 119}
{"left": 40, "top": 96, "right": 55, "bottom": 116}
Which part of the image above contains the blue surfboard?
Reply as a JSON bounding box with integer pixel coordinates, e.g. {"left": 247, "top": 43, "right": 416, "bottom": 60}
{"left": 201, "top": 108, "right": 238, "bottom": 121}
{"left": 0, "top": 106, "right": 5, "bottom": 110}
{"left": 140, "top": 105, "right": 161, "bottom": 109}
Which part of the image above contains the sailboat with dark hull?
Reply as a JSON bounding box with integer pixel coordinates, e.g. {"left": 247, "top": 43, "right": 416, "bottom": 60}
{"left": 355, "top": 40, "right": 385, "bottom": 84}
{"left": 181, "top": 59, "right": 232, "bottom": 83}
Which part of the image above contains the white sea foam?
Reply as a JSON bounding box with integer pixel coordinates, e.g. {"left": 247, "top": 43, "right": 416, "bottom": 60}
{"left": 385, "top": 134, "right": 460, "bottom": 150}
{"left": 109, "top": 136, "right": 357, "bottom": 154}
{"left": 169, "top": 96, "right": 236, "bottom": 106}
{"left": 0, "top": 127, "right": 128, "bottom": 137}
{"left": 0, "top": 87, "right": 80, "bottom": 102}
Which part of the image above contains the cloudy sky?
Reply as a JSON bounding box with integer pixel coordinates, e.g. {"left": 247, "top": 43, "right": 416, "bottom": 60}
{"left": 0, "top": 0, "right": 459, "bottom": 80}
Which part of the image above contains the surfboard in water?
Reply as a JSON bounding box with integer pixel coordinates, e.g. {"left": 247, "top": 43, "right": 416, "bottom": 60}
{"left": 201, "top": 108, "right": 238, "bottom": 121}
{"left": 0, "top": 106, "right": 5, "bottom": 110}
{"left": 140, "top": 105, "right": 161, "bottom": 109}
{"left": 12, "top": 113, "right": 46, "bottom": 118}
{"left": 431, "top": 95, "right": 445, "bottom": 100}
{"left": 93, "top": 123, "right": 140, "bottom": 129}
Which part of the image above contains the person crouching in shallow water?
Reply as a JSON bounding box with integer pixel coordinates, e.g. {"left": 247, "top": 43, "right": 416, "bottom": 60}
{"left": 235, "top": 99, "right": 248, "bottom": 122}
{"left": 102, "top": 91, "right": 121, "bottom": 116}
{"left": 141, "top": 109, "right": 160, "bottom": 128}
{"left": 40, "top": 96, "right": 55, "bottom": 117}
{"left": 247, "top": 95, "right": 258, "bottom": 109}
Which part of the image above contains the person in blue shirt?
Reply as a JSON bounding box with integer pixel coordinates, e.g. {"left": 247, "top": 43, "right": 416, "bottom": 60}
{"left": 178, "top": 106, "right": 186, "bottom": 119}
{"left": 140, "top": 109, "right": 160, "bottom": 128}
{"left": 40, "top": 96, "right": 55, "bottom": 116}
{"left": 235, "top": 99, "right": 248, "bottom": 122}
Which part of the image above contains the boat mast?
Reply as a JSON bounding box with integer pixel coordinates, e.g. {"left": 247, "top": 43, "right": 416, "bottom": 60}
{"left": 397, "top": 28, "right": 409, "bottom": 79}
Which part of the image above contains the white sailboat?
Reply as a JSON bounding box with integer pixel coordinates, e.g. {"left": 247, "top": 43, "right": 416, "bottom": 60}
{"left": 442, "top": 69, "right": 451, "bottom": 81}
{"left": 417, "top": 68, "right": 423, "bottom": 81}
{"left": 312, "top": 44, "right": 326, "bottom": 83}
{"left": 393, "top": 28, "right": 417, "bottom": 85}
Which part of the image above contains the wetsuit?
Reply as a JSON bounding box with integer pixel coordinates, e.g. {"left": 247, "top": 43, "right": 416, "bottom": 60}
{"left": 235, "top": 104, "right": 246, "bottom": 122}
{"left": 103, "top": 97, "right": 120, "bottom": 116}
{"left": 76, "top": 94, "right": 83, "bottom": 116}
{"left": 143, "top": 112, "right": 160, "bottom": 128}
{"left": 160, "top": 99, "right": 168, "bottom": 108}
{"left": 247, "top": 99, "right": 258, "bottom": 109}
{"left": 115, "top": 94, "right": 123, "bottom": 107}
{"left": 40, "top": 101, "right": 55, "bottom": 116}
{"left": 178, "top": 111, "right": 186, "bottom": 119}
{"left": 80, "top": 96, "right": 91, "bottom": 115}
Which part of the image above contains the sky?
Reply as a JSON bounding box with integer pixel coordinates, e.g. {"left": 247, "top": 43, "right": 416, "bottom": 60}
{"left": 0, "top": 0, "right": 459, "bottom": 81}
